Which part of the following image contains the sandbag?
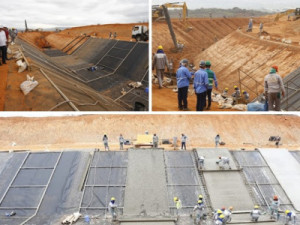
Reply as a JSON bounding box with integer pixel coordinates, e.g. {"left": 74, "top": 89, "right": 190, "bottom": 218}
{"left": 20, "top": 75, "right": 38, "bottom": 95}
{"left": 232, "top": 104, "right": 247, "bottom": 111}
{"left": 247, "top": 102, "right": 266, "bottom": 111}
{"left": 16, "top": 60, "right": 27, "bottom": 73}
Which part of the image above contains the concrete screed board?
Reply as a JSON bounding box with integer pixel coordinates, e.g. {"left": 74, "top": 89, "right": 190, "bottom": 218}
{"left": 123, "top": 149, "right": 170, "bottom": 216}
{"left": 260, "top": 148, "right": 300, "bottom": 211}
{"left": 196, "top": 148, "right": 254, "bottom": 210}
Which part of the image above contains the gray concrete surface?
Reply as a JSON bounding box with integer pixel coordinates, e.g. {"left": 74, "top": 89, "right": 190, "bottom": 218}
{"left": 123, "top": 149, "right": 170, "bottom": 217}
{"left": 121, "top": 223, "right": 174, "bottom": 225}
{"left": 260, "top": 148, "right": 300, "bottom": 211}
{"left": 204, "top": 171, "right": 254, "bottom": 210}
{"left": 196, "top": 148, "right": 237, "bottom": 170}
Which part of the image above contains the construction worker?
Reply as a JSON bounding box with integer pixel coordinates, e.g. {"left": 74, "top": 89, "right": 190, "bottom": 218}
{"left": 181, "top": 133, "right": 187, "bottom": 150}
{"left": 215, "top": 134, "right": 220, "bottom": 147}
{"left": 176, "top": 59, "right": 192, "bottom": 110}
{"left": 153, "top": 133, "right": 159, "bottom": 148}
{"left": 264, "top": 67, "right": 285, "bottom": 111}
{"left": 194, "top": 60, "right": 209, "bottom": 111}
{"left": 222, "top": 88, "right": 229, "bottom": 98}
{"left": 198, "top": 194, "right": 204, "bottom": 203}
{"left": 250, "top": 205, "right": 261, "bottom": 222}
{"left": 108, "top": 197, "right": 118, "bottom": 221}
{"left": 0, "top": 25, "right": 7, "bottom": 65}
{"left": 247, "top": 18, "right": 253, "bottom": 32}
{"left": 205, "top": 61, "right": 218, "bottom": 110}
{"left": 174, "top": 197, "right": 182, "bottom": 217}
{"left": 198, "top": 156, "right": 205, "bottom": 170}
{"left": 215, "top": 213, "right": 225, "bottom": 225}
{"left": 114, "top": 32, "right": 117, "bottom": 39}
{"left": 213, "top": 209, "right": 223, "bottom": 221}
{"left": 223, "top": 206, "right": 233, "bottom": 223}
{"left": 216, "top": 156, "right": 231, "bottom": 170}
{"left": 259, "top": 23, "right": 264, "bottom": 35}
{"left": 284, "top": 210, "right": 297, "bottom": 225}
{"left": 242, "top": 90, "right": 250, "bottom": 103}
{"left": 152, "top": 45, "right": 169, "bottom": 89}
{"left": 270, "top": 195, "right": 280, "bottom": 220}
{"left": 119, "top": 134, "right": 124, "bottom": 150}
{"left": 232, "top": 86, "right": 241, "bottom": 105}
{"left": 102, "top": 134, "right": 109, "bottom": 151}
{"left": 193, "top": 200, "right": 205, "bottom": 223}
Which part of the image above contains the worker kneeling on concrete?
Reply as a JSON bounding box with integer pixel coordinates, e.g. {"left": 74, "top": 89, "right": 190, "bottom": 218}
{"left": 198, "top": 156, "right": 205, "bottom": 170}
{"left": 215, "top": 213, "right": 225, "bottom": 225}
{"left": 250, "top": 205, "right": 261, "bottom": 222}
{"left": 284, "top": 210, "right": 297, "bottom": 225}
{"left": 108, "top": 197, "right": 118, "bottom": 221}
{"left": 193, "top": 200, "right": 205, "bottom": 224}
{"left": 213, "top": 209, "right": 223, "bottom": 221}
{"left": 216, "top": 156, "right": 231, "bottom": 170}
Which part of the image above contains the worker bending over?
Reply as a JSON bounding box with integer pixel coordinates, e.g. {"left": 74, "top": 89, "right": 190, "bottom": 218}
{"left": 216, "top": 156, "right": 232, "bottom": 170}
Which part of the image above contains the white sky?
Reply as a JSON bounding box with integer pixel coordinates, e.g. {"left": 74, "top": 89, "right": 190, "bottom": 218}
{"left": 0, "top": 0, "right": 149, "bottom": 29}
{"left": 152, "top": 0, "right": 300, "bottom": 11}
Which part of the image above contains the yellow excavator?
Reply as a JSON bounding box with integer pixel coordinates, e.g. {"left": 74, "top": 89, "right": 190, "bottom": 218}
{"left": 274, "top": 8, "right": 300, "bottom": 21}
{"left": 152, "top": 2, "right": 188, "bottom": 23}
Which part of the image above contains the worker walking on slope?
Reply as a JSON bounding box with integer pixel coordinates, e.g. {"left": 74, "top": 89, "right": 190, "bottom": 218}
{"left": 108, "top": 197, "right": 118, "bottom": 221}
{"left": 247, "top": 18, "right": 253, "bottom": 32}
{"left": 174, "top": 197, "right": 182, "bottom": 217}
{"left": 193, "top": 200, "right": 205, "bottom": 224}
{"left": 284, "top": 210, "right": 297, "bottom": 225}
{"left": 259, "top": 23, "right": 264, "bottom": 35}
{"left": 181, "top": 133, "right": 187, "bottom": 150}
{"left": 194, "top": 60, "right": 209, "bottom": 111}
{"left": 152, "top": 45, "right": 169, "bottom": 89}
{"left": 264, "top": 67, "right": 285, "bottom": 111}
{"left": 250, "top": 205, "right": 262, "bottom": 222}
{"left": 119, "top": 134, "right": 124, "bottom": 150}
{"left": 103, "top": 134, "right": 109, "bottom": 151}
{"left": 153, "top": 133, "right": 159, "bottom": 148}
{"left": 198, "top": 156, "right": 205, "bottom": 170}
{"left": 216, "top": 156, "right": 231, "bottom": 170}
{"left": 176, "top": 59, "right": 192, "bottom": 110}
{"left": 215, "top": 134, "right": 220, "bottom": 147}
{"left": 205, "top": 61, "right": 218, "bottom": 110}
{"left": 270, "top": 195, "right": 280, "bottom": 220}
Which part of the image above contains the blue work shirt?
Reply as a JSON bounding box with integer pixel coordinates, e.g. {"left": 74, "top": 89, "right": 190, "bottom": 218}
{"left": 176, "top": 66, "right": 192, "bottom": 88}
{"left": 194, "top": 68, "right": 208, "bottom": 93}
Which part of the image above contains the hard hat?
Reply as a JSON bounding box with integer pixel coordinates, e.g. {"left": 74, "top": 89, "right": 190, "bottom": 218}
{"left": 198, "top": 200, "right": 202, "bottom": 204}
{"left": 270, "top": 68, "right": 276, "bottom": 74}
{"left": 198, "top": 195, "right": 203, "bottom": 199}
{"left": 199, "top": 60, "right": 206, "bottom": 67}
{"left": 111, "top": 197, "right": 116, "bottom": 201}
{"left": 221, "top": 207, "right": 225, "bottom": 211}
{"left": 225, "top": 88, "right": 229, "bottom": 91}
{"left": 158, "top": 45, "right": 163, "bottom": 50}
{"left": 174, "top": 197, "right": 178, "bottom": 202}
{"left": 272, "top": 65, "right": 278, "bottom": 72}
{"left": 205, "top": 61, "right": 211, "bottom": 66}
{"left": 219, "top": 214, "right": 225, "bottom": 219}
{"left": 254, "top": 205, "right": 259, "bottom": 209}
{"left": 229, "top": 206, "right": 233, "bottom": 210}
{"left": 273, "top": 195, "right": 278, "bottom": 200}
{"left": 180, "top": 59, "right": 189, "bottom": 64}
{"left": 217, "top": 209, "right": 222, "bottom": 214}
{"left": 234, "top": 85, "right": 238, "bottom": 89}
{"left": 285, "top": 210, "right": 290, "bottom": 215}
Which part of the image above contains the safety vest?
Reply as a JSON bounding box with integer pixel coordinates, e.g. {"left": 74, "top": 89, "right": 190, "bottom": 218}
{"left": 206, "top": 69, "right": 214, "bottom": 87}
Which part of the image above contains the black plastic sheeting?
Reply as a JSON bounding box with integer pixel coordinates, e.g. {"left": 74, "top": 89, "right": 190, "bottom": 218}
{"left": 0, "top": 151, "right": 90, "bottom": 225}
{"left": 232, "top": 151, "right": 293, "bottom": 210}
{"left": 282, "top": 67, "right": 300, "bottom": 111}
{"left": 80, "top": 151, "right": 128, "bottom": 215}
{"left": 164, "top": 151, "right": 202, "bottom": 215}
{"left": 44, "top": 49, "right": 67, "bottom": 57}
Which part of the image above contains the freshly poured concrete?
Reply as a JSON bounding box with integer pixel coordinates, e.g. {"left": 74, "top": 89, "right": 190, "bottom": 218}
{"left": 196, "top": 148, "right": 237, "bottom": 170}
{"left": 260, "top": 148, "right": 300, "bottom": 211}
{"left": 196, "top": 148, "right": 253, "bottom": 210}
{"left": 123, "top": 149, "right": 170, "bottom": 217}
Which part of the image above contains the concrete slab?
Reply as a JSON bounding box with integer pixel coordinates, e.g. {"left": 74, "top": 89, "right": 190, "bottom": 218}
{"left": 123, "top": 149, "right": 169, "bottom": 216}
{"left": 260, "top": 148, "right": 300, "bottom": 211}
{"left": 204, "top": 171, "right": 254, "bottom": 210}
{"left": 196, "top": 148, "right": 237, "bottom": 170}
{"left": 121, "top": 223, "right": 174, "bottom": 225}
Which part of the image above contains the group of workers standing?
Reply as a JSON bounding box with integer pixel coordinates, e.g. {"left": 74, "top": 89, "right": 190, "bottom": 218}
{"left": 153, "top": 45, "right": 286, "bottom": 111}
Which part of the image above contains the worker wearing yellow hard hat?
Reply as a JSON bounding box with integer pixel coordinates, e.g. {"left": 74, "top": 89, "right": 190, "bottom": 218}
{"left": 153, "top": 44, "right": 170, "bottom": 89}
{"left": 108, "top": 197, "right": 117, "bottom": 221}
{"left": 250, "top": 205, "right": 261, "bottom": 222}
{"left": 173, "top": 196, "right": 182, "bottom": 216}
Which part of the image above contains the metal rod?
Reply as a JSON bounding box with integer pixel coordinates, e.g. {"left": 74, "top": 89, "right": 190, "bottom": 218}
{"left": 10, "top": 185, "right": 47, "bottom": 188}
